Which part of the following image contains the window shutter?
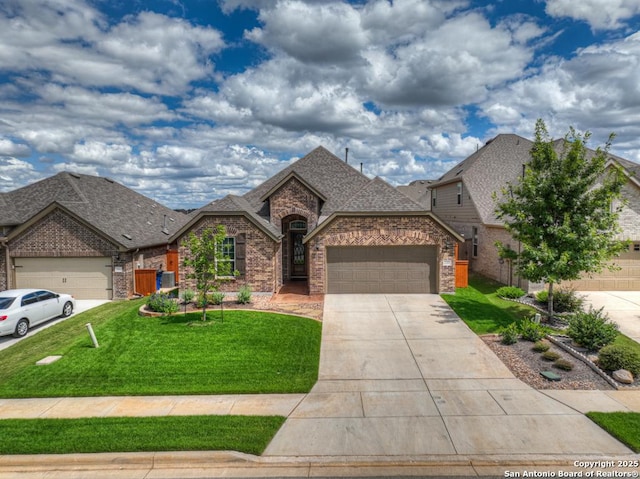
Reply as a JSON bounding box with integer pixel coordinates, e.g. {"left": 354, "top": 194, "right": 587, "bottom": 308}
{"left": 235, "top": 233, "right": 246, "bottom": 277}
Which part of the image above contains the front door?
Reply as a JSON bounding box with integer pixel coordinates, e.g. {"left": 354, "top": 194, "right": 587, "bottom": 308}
{"left": 291, "top": 232, "right": 307, "bottom": 278}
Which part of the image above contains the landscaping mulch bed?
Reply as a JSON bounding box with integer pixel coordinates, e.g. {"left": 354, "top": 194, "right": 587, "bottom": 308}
{"left": 482, "top": 335, "right": 616, "bottom": 390}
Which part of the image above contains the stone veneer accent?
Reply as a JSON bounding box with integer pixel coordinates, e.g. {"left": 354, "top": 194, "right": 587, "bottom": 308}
{"left": 307, "top": 216, "right": 457, "bottom": 294}
{"left": 0, "top": 245, "right": 6, "bottom": 291}
{"left": 179, "top": 216, "right": 280, "bottom": 293}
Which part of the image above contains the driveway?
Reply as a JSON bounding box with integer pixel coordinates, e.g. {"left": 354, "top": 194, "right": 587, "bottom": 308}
{"left": 580, "top": 291, "right": 640, "bottom": 344}
{"left": 264, "top": 294, "right": 630, "bottom": 457}
{"left": 0, "top": 299, "right": 110, "bottom": 352}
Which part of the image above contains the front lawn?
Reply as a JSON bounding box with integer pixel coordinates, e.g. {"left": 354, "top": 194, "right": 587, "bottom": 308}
{"left": 441, "top": 274, "right": 537, "bottom": 334}
{"left": 0, "top": 301, "right": 321, "bottom": 397}
{"left": 586, "top": 412, "right": 640, "bottom": 452}
{"left": 0, "top": 415, "right": 285, "bottom": 455}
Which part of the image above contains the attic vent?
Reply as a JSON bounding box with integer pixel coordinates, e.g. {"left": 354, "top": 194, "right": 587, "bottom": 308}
{"left": 455, "top": 169, "right": 463, "bottom": 176}
{"left": 122, "top": 233, "right": 132, "bottom": 240}
{"left": 104, "top": 177, "right": 114, "bottom": 183}
{"left": 162, "top": 228, "right": 170, "bottom": 235}
{"left": 70, "top": 173, "right": 81, "bottom": 179}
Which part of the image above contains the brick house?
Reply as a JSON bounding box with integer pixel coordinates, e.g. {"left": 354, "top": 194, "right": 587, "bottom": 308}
{"left": 0, "top": 173, "right": 189, "bottom": 299}
{"left": 175, "top": 146, "right": 463, "bottom": 295}
{"left": 425, "top": 134, "right": 640, "bottom": 291}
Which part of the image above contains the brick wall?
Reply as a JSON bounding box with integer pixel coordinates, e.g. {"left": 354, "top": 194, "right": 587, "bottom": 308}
{"left": 618, "top": 180, "right": 640, "bottom": 240}
{"left": 307, "top": 215, "right": 457, "bottom": 294}
{"left": 269, "top": 178, "right": 320, "bottom": 230}
{"left": 178, "top": 216, "right": 279, "bottom": 293}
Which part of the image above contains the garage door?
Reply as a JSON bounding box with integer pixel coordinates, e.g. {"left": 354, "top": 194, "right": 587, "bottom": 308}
{"left": 327, "top": 246, "right": 437, "bottom": 294}
{"left": 15, "top": 257, "right": 113, "bottom": 299}
{"left": 563, "top": 246, "right": 640, "bottom": 291}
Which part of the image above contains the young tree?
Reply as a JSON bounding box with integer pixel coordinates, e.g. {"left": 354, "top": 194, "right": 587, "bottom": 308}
{"left": 495, "top": 119, "right": 628, "bottom": 316}
{"left": 183, "top": 225, "right": 235, "bottom": 321}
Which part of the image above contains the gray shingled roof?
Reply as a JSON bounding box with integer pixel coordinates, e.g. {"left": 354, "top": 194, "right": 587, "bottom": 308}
{"left": 431, "top": 133, "right": 640, "bottom": 226}
{"left": 338, "top": 177, "right": 426, "bottom": 213}
{"left": 243, "top": 146, "right": 371, "bottom": 218}
{"left": 397, "top": 179, "right": 434, "bottom": 207}
{"left": 0, "top": 172, "right": 189, "bottom": 248}
{"left": 199, "top": 194, "right": 281, "bottom": 239}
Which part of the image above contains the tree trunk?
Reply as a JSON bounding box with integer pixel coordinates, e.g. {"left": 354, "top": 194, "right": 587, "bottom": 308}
{"left": 547, "top": 281, "right": 554, "bottom": 317}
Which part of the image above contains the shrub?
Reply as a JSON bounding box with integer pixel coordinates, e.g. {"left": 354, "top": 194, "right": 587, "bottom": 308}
{"left": 496, "top": 286, "right": 526, "bottom": 299}
{"left": 210, "top": 291, "right": 225, "bottom": 305}
{"left": 532, "top": 341, "right": 551, "bottom": 352}
{"left": 542, "top": 351, "right": 561, "bottom": 361}
{"left": 237, "top": 285, "right": 252, "bottom": 304}
{"left": 500, "top": 323, "right": 519, "bottom": 345}
{"left": 180, "top": 289, "right": 195, "bottom": 304}
{"left": 536, "top": 288, "right": 583, "bottom": 313}
{"left": 518, "top": 318, "right": 546, "bottom": 342}
{"left": 598, "top": 345, "right": 640, "bottom": 376}
{"left": 554, "top": 359, "right": 574, "bottom": 371}
{"left": 195, "top": 294, "right": 209, "bottom": 309}
{"left": 146, "top": 292, "right": 179, "bottom": 314}
{"left": 567, "top": 307, "right": 619, "bottom": 351}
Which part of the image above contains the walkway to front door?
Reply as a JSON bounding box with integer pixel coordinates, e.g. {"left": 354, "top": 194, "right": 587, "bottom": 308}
{"left": 264, "top": 294, "right": 630, "bottom": 457}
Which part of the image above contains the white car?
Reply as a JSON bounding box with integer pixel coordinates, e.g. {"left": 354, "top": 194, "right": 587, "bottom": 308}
{"left": 0, "top": 289, "right": 76, "bottom": 338}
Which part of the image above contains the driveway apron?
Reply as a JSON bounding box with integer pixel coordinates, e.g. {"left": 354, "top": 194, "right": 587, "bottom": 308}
{"left": 263, "top": 294, "right": 631, "bottom": 458}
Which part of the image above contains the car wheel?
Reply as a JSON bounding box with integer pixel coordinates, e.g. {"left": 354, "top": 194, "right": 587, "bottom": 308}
{"left": 13, "top": 319, "right": 29, "bottom": 338}
{"left": 62, "top": 301, "right": 74, "bottom": 317}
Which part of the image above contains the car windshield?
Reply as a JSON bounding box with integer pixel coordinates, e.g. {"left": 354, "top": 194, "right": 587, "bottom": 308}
{"left": 0, "top": 297, "right": 16, "bottom": 309}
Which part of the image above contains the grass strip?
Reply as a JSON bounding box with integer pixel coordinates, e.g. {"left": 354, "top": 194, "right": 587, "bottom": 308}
{"left": 0, "top": 304, "right": 321, "bottom": 398}
{"left": 441, "top": 275, "right": 536, "bottom": 334}
{"left": 0, "top": 415, "right": 285, "bottom": 455}
{"left": 586, "top": 412, "right": 640, "bottom": 452}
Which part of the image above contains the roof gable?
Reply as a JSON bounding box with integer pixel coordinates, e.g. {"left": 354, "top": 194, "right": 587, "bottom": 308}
{"left": 1, "top": 172, "right": 189, "bottom": 248}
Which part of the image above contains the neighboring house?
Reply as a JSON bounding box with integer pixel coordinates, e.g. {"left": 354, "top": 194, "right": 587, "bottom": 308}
{"left": 0, "top": 173, "right": 189, "bottom": 299}
{"left": 175, "top": 146, "right": 463, "bottom": 295}
{"left": 397, "top": 180, "right": 434, "bottom": 209}
{"left": 427, "top": 134, "right": 640, "bottom": 291}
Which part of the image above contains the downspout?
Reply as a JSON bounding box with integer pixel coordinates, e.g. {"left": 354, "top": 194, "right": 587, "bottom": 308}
{"left": 1, "top": 239, "right": 9, "bottom": 290}
{"left": 132, "top": 248, "right": 139, "bottom": 297}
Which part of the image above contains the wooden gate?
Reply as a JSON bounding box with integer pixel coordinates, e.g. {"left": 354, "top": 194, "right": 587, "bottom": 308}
{"left": 135, "top": 269, "right": 157, "bottom": 296}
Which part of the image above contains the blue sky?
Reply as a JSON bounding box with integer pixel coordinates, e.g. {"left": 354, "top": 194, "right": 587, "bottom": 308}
{"left": 1, "top": 0, "right": 639, "bottom": 209}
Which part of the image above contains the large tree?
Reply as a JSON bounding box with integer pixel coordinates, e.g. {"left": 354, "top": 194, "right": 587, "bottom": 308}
{"left": 183, "top": 225, "right": 235, "bottom": 321}
{"left": 495, "top": 119, "right": 628, "bottom": 315}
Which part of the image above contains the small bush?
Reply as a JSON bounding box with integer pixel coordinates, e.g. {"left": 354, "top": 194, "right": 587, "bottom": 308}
{"left": 554, "top": 359, "right": 574, "bottom": 371}
{"left": 195, "top": 294, "right": 209, "bottom": 309}
{"left": 146, "top": 292, "right": 179, "bottom": 314}
{"left": 500, "top": 323, "right": 519, "bottom": 345}
{"left": 542, "top": 351, "right": 561, "bottom": 361}
{"left": 496, "top": 286, "right": 526, "bottom": 299}
{"left": 210, "top": 291, "right": 225, "bottom": 305}
{"left": 518, "top": 318, "right": 546, "bottom": 342}
{"left": 598, "top": 345, "right": 640, "bottom": 375}
{"left": 237, "top": 285, "right": 252, "bottom": 304}
{"left": 567, "top": 307, "right": 619, "bottom": 351}
{"left": 536, "top": 288, "right": 583, "bottom": 313}
{"left": 532, "top": 341, "right": 551, "bottom": 352}
{"left": 180, "top": 289, "right": 195, "bottom": 304}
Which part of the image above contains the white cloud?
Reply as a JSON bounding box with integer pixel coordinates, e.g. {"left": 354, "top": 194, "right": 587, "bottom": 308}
{"left": 0, "top": 2, "right": 225, "bottom": 95}
{"left": 71, "top": 141, "right": 132, "bottom": 166}
{"left": 0, "top": 157, "right": 42, "bottom": 192}
{"left": 545, "top": 0, "right": 640, "bottom": 30}
{"left": 482, "top": 32, "right": 640, "bottom": 159}
{"left": 0, "top": 138, "right": 31, "bottom": 157}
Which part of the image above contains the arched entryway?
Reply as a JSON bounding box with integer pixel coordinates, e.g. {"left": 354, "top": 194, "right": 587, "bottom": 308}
{"left": 282, "top": 215, "right": 308, "bottom": 282}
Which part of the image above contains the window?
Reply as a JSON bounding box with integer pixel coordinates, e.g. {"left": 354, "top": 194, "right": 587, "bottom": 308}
{"left": 432, "top": 188, "right": 437, "bottom": 207}
{"left": 634, "top": 244, "right": 640, "bottom": 252}
{"left": 290, "top": 220, "right": 307, "bottom": 231}
{"left": 21, "top": 293, "right": 38, "bottom": 306}
{"left": 36, "top": 291, "right": 56, "bottom": 302}
{"left": 216, "top": 237, "right": 236, "bottom": 275}
{"left": 472, "top": 227, "right": 478, "bottom": 257}
{"left": 457, "top": 182, "right": 462, "bottom": 205}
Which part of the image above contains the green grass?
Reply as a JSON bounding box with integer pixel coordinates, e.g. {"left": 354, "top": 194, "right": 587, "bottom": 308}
{"left": 441, "top": 274, "right": 537, "bottom": 334}
{"left": 586, "top": 412, "right": 640, "bottom": 452}
{"left": 0, "top": 301, "right": 321, "bottom": 397}
{"left": 611, "top": 333, "right": 640, "bottom": 358}
{"left": 0, "top": 415, "right": 285, "bottom": 455}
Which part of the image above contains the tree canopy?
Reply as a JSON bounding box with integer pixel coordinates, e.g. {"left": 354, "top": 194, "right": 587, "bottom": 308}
{"left": 495, "top": 119, "right": 628, "bottom": 314}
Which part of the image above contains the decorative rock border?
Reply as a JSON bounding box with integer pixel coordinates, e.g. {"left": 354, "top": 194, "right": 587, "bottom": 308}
{"left": 546, "top": 335, "right": 638, "bottom": 390}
